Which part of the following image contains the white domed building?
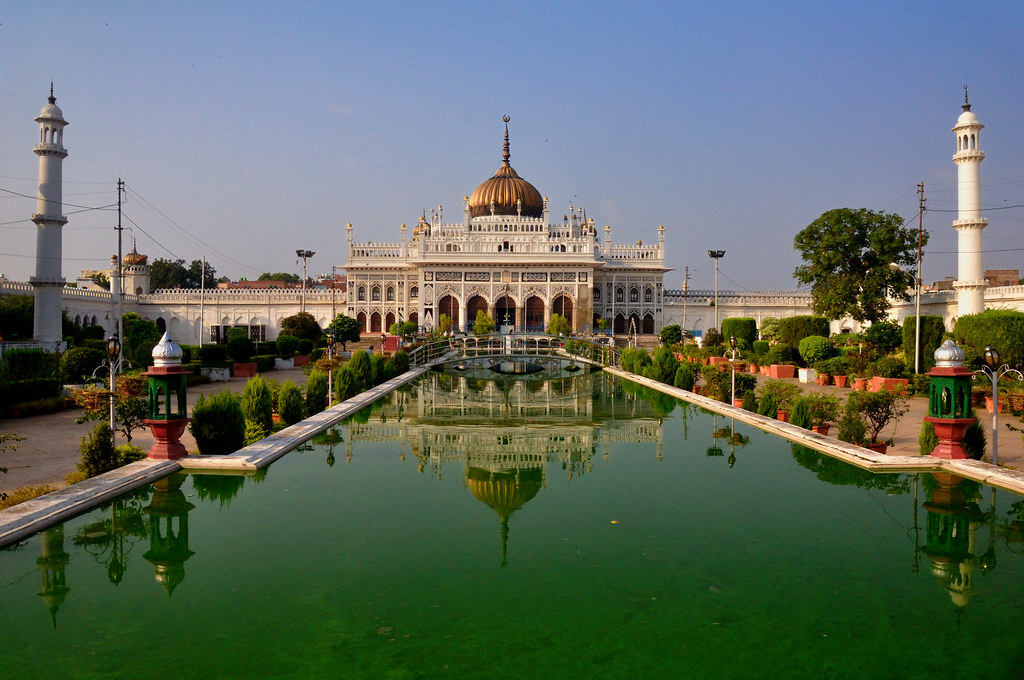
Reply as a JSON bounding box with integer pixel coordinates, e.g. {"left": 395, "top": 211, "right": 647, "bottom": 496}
{"left": 343, "top": 117, "right": 668, "bottom": 335}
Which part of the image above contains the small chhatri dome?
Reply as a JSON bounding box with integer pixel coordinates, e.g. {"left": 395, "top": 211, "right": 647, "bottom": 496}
{"left": 152, "top": 331, "right": 184, "bottom": 367}
{"left": 467, "top": 116, "right": 544, "bottom": 219}
{"left": 123, "top": 244, "right": 148, "bottom": 266}
{"left": 934, "top": 339, "right": 966, "bottom": 368}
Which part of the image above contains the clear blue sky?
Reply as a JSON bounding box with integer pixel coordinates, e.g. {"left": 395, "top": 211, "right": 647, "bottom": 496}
{"left": 2, "top": 1, "right": 1022, "bottom": 292}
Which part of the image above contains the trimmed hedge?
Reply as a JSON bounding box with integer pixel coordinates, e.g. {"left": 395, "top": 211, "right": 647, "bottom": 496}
{"left": 778, "top": 316, "right": 830, "bottom": 347}
{"left": 199, "top": 344, "right": 228, "bottom": 365}
{"left": 226, "top": 336, "right": 255, "bottom": 363}
{"left": 721, "top": 318, "right": 757, "bottom": 347}
{"left": 954, "top": 310, "right": 1024, "bottom": 370}
{"left": 1, "top": 348, "right": 58, "bottom": 381}
{"left": 254, "top": 355, "right": 276, "bottom": 372}
{"left": 901, "top": 315, "right": 945, "bottom": 372}
{"left": 0, "top": 378, "right": 63, "bottom": 408}
{"left": 798, "top": 335, "right": 835, "bottom": 365}
{"left": 752, "top": 340, "right": 770, "bottom": 356}
{"left": 765, "top": 343, "right": 797, "bottom": 365}
{"left": 191, "top": 391, "right": 246, "bottom": 455}
{"left": 60, "top": 346, "right": 107, "bottom": 383}
{"left": 276, "top": 334, "right": 300, "bottom": 358}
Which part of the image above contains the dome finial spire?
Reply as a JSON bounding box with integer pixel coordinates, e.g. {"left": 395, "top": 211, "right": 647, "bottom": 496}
{"left": 48, "top": 81, "right": 56, "bottom": 105}
{"left": 962, "top": 84, "right": 971, "bottom": 112}
{"left": 502, "top": 115, "right": 511, "bottom": 165}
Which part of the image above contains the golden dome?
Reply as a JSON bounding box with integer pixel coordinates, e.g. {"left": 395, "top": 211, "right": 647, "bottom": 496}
{"left": 467, "top": 116, "right": 543, "bottom": 219}
{"left": 123, "top": 246, "right": 148, "bottom": 266}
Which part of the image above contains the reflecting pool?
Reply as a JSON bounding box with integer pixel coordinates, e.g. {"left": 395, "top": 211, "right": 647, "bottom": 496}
{"left": 2, "top": 371, "right": 1024, "bottom": 679}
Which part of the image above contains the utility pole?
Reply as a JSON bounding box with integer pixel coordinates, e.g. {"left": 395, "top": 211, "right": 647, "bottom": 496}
{"left": 331, "top": 264, "right": 337, "bottom": 319}
{"left": 915, "top": 182, "right": 925, "bottom": 374}
{"left": 681, "top": 265, "right": 689, "bottom": 335}
{"left": 115, "top": 179, "right": 125, "bottom": 363}
{"left": 199, "top": 256, "right": 206, "bottom": 347}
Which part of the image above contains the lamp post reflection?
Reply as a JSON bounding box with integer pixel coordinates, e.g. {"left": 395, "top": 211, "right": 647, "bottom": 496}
{"left": 143, "top": 473, "right": 195, "bottom": 596}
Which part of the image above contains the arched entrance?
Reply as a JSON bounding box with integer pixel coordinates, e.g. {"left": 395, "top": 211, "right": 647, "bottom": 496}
{"left": 356, "top": 312, "right": 367, "bottom": 333}
{"left": 552, "top": 294, "right": 574, "bottom": 326}
{"left": 628, "top": 313, "right": 641, "bottom": 336}
{"left": 495, "top": 295, "right": 516, "bottom": 329}
{"left": 613, "top": 313, "right": 626, "bottom": 334}
{"left": 467, "top": 295, "right": 489, "bottom": 331}
{"left": 525, "top": 296, "right": 545, "bottom": 331}
{"left": 385, "top": 312, "right": 396, "bottom": 332}
{"left": 370, "top": 312, "right": 382, "bottom": 333}
{"left": 438, "top": 295, "right": 460, "bottom": 330}
{"left": 643, "top": 313, "right": 655, "bottom": 334}
{"left": 408, "top": 312, "right": 418, "bottom": 329}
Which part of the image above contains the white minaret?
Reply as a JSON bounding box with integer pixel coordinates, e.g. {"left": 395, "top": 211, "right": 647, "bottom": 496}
{"left": 952, "top": 87, "right": 987, "bottom": 317}
{"left": 31, "top": 84, "right": 69, "bottom": 347}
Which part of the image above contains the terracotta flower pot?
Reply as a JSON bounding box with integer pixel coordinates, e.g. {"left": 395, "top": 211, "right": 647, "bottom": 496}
{"left": 984, "top": 396, "right": 1006, "bottom": 414}
{"left": 811, "top": 424, "right": 830, "bottom": 436}
{"left": 776, "top": 409, "right": 789, "bottom": 423}
{"left": 864, "top": 442, "right": 887, "bottom": 454}
{"left": 816, "top": 374, "right": 831, "bottom": 386}
{"left": 853, "top": 378, "right": 867, "bottom": 392}
{"left": 733, "top": 398, "right": 744, "bottom": 408}
{"left": 834, "top": 375, "right": 849, "bottom": 388}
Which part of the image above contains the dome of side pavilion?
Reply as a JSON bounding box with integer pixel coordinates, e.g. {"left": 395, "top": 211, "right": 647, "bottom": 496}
{"left": 467, "top": 116, "right": 544, "bottom": 219}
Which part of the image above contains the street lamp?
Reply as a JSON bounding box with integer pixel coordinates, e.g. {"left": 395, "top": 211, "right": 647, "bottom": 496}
{"left": 105, "top": 336, "right": 121, "bottom": 435}
{"left": 296, "top": 249, "right": 315, "bottom": 313}
{"left": 977, "top": 345, "right": 1023, "bottom": 466}
{"left": 708, "top": 250, "right": 725, "bottom": 330}
{"left": 380, "top": 332, "right": 386, "bottom": 354}
{"left": 729, "top": 335, "right": 738, "bottom": 405}
{"left": 325, "top": 331, "right": 335, "bottom": 409}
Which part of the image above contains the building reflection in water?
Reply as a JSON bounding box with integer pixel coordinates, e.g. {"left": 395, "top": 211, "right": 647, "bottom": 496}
{"left": 36, "top": 524, "right": 70, "bottom": 628}
{"left": 341, "top": 372, "right": 667, "bottom": 565}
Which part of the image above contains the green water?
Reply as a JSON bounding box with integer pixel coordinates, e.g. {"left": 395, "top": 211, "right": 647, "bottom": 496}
{"left": 2, "top": 372, "right": 1024, "bottom": 679}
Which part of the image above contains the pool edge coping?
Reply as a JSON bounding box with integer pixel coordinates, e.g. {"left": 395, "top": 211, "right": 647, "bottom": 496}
{"left": 0, "top": 366, "right": 431, "bottom": 548}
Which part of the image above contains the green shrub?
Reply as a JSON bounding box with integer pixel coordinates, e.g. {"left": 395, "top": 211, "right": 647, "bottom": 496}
{"left": 1, "top": 348, "right": 59, "bottom": 381}
{"left": 963, "top": 422, "right": 987, "bottom": 461}
{"left": 902, "top": 315, "right": 946, "bottom": 372}
{"left": 804, "top": 393, "right": 841, "bottom": 425}
{"left": 798, "top": 335, "right": 835, "bottom": 365}
{"left": 178, "top": 345, "right": 194, "bottom": 364}
{"left": 244, "top": 419, "right": 269, "bottom": 446}
{"left": 872, "top": 357, "right": 906, "bottom": 379}
{"left": 305, "top": 370, "right": 329, "bottom": 417}
{"left": 673, "top": 364, "right": 695, "bottom": 391}
{"left": 704, "top": 327, "right": 724, "bottom": 347}
{"left": 60, "top": 346, "right": 107, "bottom": 383}
{"left": 758, "top": 317, "right": 780, "bottom": 343}
{"left": 837, "top": 396, "right": 867, "bottom": 444}
{"left": 78, "top": 423, "right": 118, "bottom": 478}
{"left": 198, "top": 344, "right": 228, "bottom": 365}
{"left": 241, "top": 376, "right": 273, "bottom": 434}
{"left": 741, "top": 389, "right": 757, "bottom": 411}
{"left": 254, "top": 355, "right": 276, "bottom": 372}
{"left": 349, "top": 351, "right": 373, "bottom": 391}
{"left": 919, "top": 421, "right": 939, "bottom": 455}
{"left": 778, "top": 316, "right": 830, "bottom": 347}
{"left": 310, "top": 348, "right": 325, "bottom": 361}
{"left": 370, "top": 354, "right": 386, "bottom": 385}
{"left": 647, "top": 347, "right": 679, "bottom": 384}
{"left": 789, "top": 398, "right": 813, "bottom": 429}
{"left": 864, "top": 321, "right": 903, "bottom": 356}
{"left": 335, "top": 364, "right": 359, "bottom": 401}
{"left": 814, "top": 356, "right": 850, "bottom": 377}
{"left": 954, "top": 310, "right": 1024, "bottom": 370}
{"left": 255, "top": 340, "right": 277, "bottom": 355}
{"left": 225, "top": 327, "right": 248, "bottom": 343}
{"left": 752, "top": 340, "right": 770, "bottom": 356}
{"left": 0, "top": 378, "right": 63, "bottom": 409}
{"left": 297, "top": 338, "right": 315, "bottom": 355}
{"left": 190, "top": 391, "right": 245, "bottom": 455}
{"left": 757, "top": 393, "right": 777, "bottom": 418}
{"left": 659, "top": 324, "right": 682, "bottom": 346}
{"left": 226, "top": 336, "right": 255, "bottom": 363}
{"left": 276, "top": 334, "right": 300, "bottom": 357}
{"left": 765, "top": 343, "right": 797, "bottom": 365}
{"left": 392, "top": 350, "right": 410, "bottom": 374}
{"left": 721, "top": 318, "right": 757, "bottom": 347}
{"left": 757, "top": 379, "right": 801, "bottom": 410}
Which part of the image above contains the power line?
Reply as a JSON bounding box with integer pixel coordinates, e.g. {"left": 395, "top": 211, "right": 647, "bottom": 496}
{"left": 0, "top": 186, "right": 117, "bottom": 212}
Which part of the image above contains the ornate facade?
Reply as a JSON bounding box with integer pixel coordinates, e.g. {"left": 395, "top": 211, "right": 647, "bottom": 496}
{"left": 343, "top": 118, "right": 668, "bottom": 335}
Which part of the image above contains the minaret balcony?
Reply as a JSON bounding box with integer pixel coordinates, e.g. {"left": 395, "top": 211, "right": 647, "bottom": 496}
{"left": 31, "top": 213, "right": 68, "bottom": 224}
{"left": 28, "top": 276, "right": 67, "bottom": 285}
{"left": 952, "top": 218, "right": 987, "bottom": 230}
{"left": 952, "top": 150, "right": 985, "bottom": 163}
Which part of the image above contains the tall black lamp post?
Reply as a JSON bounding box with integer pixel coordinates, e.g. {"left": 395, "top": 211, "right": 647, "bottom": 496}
{"left": 325, "top": 331, "right": 335, "bottom": 409}
{"left": 708, "top": 250, "right": 725, "bottom": 330}
{"left": 105, "top": 336, "right": 122, "bottom": 434}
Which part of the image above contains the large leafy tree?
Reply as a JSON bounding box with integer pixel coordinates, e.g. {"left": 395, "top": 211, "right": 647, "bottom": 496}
{"left": 258, "top": 272, "right": 300, "bottom": 283}
{"left": 793, "top": 208, "right": 924, "bottom": 323}
{"left": 280, "top": 311, "right": 322, "bottom": 343}
{"left": 326, "top": 313, "right": 362, "bottom": 351}
{"left": 149, "top": 258, "right": 217, "bottom": 290}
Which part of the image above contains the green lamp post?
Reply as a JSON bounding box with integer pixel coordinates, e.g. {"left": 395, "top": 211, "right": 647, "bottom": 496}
{"left": 142, "top": 332, "right": 192, "bottom": 460}
{"left": 924, "top": 339, "right": 975, "bottom": 459}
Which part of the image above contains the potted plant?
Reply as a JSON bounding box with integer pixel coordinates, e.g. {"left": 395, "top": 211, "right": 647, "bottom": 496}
{"left": 804, "top": 392, "right": 841, "bottom": 435}
{"left": 757, "top": 379, "right": 801, "bottom": 423}
{"left": 834, "top": 373, "right": 850, "bottom": 389}
{"left": 851, "top": 388, "right": 909, "bottom": 453}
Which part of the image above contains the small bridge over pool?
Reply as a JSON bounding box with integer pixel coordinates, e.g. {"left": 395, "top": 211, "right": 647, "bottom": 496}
{"left": 408, "top": 334, "right": 621, "bottom": 377}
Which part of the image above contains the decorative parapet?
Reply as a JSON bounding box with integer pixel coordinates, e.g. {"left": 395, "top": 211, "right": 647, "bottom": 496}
{"left": 664, "top": 289, "right": 812, "bottom": 305}
{"left": 143, "top": 288, "right": 345, "bottom": 304}
{"left": 606, "top": 244, "right": 662, "bottom": 262}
